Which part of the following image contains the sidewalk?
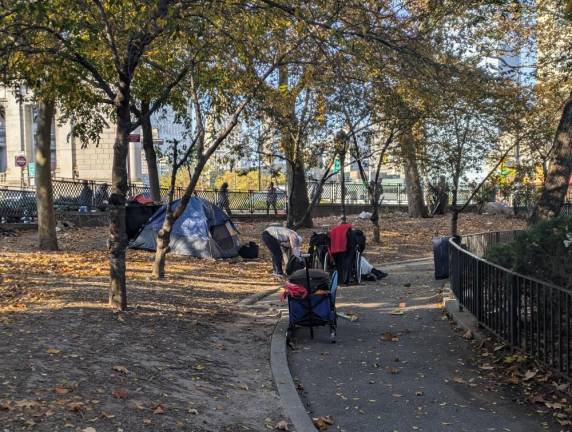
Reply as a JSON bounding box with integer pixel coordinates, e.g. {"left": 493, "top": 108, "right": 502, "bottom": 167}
{"left": 288, "top": 260, "right": 560, "bottom": 432}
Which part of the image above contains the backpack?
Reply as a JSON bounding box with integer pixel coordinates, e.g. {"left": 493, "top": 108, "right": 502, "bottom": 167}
{"left": 238, "top": 241, "right": 259, "bottom": 259}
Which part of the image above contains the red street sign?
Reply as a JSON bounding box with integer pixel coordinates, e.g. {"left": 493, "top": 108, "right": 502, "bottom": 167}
{"left": 128, "top": 134, "right": 141, "bottom": 142}
{"left": 15, "top": 154, "right": 27, "bottom": 168}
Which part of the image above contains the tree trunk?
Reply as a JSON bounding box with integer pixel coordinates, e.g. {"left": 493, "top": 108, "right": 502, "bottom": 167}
{"left": 108, "top": 82, "right": 131, "bottom": 311}
{"left": 287, "top": 157, "right": 312, "bottom": 228}
{"left": 401, "top": 132, "right": 428, "bottom": 218}
{"left": 35, "top": 98, "right": 58, "bottom": 251}
{"left": 450, "top": 209, "right": 459, "bottom": 237}
{"left": 450, "top": 173, "right": 460, "bottom": 236}
{"left": 530, "top": 93, "right": 572, "bottom": 223}
{"left": 141, "top": 101, "right": 161, "bottom": 202}
{"left": 339, "top": 150, "right": 346, "bottom": 223}
{"left": 152, "top": 212, "right": 173, "bottom": 278}
{"left": 371, "top": 203, "right": 380, "bottom": 243}
{"left": 152, "top": 157, "right": 207, "bottom": 278}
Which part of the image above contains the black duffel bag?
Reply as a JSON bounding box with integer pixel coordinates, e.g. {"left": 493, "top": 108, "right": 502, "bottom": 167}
{"left": 239, "top": 241, "right": 259, "bottom": 259}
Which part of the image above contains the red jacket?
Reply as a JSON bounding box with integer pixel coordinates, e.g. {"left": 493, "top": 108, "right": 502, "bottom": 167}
{"left": 329, "top": 224, "right": 352, "bottom": 254}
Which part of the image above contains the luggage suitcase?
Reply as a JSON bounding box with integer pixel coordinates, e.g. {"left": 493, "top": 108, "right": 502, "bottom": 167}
{"left": 432, "top": 236, "right": 450, "bottom": 280}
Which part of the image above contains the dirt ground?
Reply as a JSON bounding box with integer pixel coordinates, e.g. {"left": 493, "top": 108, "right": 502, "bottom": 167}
{"left": 238, "top": 211, "right": 526, "bottom": 264}
{"left": 0, "top": 212, "right": 525, "bottom": 431}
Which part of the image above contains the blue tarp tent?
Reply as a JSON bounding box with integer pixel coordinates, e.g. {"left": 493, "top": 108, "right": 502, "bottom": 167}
{"left": 130, "top": 197, "right": 240, "bottom": 259}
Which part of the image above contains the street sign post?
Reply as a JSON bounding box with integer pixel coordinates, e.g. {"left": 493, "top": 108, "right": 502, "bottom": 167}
{"left": 333, "top": 158, "right": 340, "bottom": 174}
{"left": 28, "top": 162, "right": 36, "bottom": 177}
{"left": 15, "top": 154, "right": 27, "bottom": 168}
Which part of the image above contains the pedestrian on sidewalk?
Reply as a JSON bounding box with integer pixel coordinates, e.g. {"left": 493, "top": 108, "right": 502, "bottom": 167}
{"left": 217, "top": 182, "right": 232, "bottom": 216}
{"left": 266, "top": 182, "right": 278, "bottom": 215}
{"left": 261, "top": 225, "right": 302, "bottom": 277}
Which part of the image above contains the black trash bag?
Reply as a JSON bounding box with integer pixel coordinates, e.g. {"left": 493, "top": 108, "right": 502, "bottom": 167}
{"left": 239, "top": 241, "right": 259, "bottom": 259}
{"left": 432, "top": 236, "right": 450, "bottom": 280}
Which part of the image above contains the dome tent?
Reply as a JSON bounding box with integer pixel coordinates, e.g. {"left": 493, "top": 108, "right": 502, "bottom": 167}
{"left": 130, "top": 197, "right": 240, "bottom": 259}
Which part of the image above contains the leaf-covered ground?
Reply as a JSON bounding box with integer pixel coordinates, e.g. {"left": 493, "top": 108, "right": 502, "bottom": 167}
{"left": 0, "top": 212, "right": 526, "bottom": 431}
{"left": 239, "top": 212, "right": 526, "bottom": 263}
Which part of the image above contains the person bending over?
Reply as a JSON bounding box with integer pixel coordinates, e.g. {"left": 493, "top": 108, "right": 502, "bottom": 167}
{"left": 261, "top": 225, "right": 302, "bottom": 277}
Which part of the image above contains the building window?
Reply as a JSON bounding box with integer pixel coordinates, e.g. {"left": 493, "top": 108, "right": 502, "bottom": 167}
{"left": 0, "top": 107, "right": 6, "bottom": 173}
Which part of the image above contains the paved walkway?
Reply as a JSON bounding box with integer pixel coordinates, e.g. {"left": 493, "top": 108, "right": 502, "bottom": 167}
{"left": 288, "top": 260, "right": 560, "bottom": 432}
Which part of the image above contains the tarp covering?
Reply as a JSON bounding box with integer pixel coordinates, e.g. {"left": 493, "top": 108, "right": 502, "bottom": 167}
{"left": 130, "top": 197, "right": 240, "bottom": 259}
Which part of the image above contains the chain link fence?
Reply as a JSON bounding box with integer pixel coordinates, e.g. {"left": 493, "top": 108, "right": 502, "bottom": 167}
{"left": 1, "top": 178, "right": 571, "bottom": 221}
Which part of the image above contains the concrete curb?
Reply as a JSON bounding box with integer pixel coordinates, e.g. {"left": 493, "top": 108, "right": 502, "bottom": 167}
{"left": 381, "top": 256, "right": 433, "bottom": 268}
{"left": 270, "top": 314, "right": 317, "bottom": 432}
{"left": 443, "top": 291, "right": 484, "bottom": 340}
{"left": 237, "top": 287, "right": 280, "bottom": 307}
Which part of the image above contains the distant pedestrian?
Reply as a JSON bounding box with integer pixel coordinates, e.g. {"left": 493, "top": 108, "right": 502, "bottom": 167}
{"left": 266, "top": 182, "right": 278, "bottom": 215}
{"left": 78, "top": 180, "right": 93, "bottom": 212}
{"left": 217, "top": 182, "right": 232, "bottom": 216}
{"left": 94, "top": 183, "right": 109, "bottom": 211}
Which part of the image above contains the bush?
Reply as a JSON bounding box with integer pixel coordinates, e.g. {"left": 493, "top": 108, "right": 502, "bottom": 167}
{"left": 485, "top": 216, "right": 572, "bottom": 289}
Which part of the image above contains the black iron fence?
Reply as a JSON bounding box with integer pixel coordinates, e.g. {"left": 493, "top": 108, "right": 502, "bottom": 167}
{"left": 449, "top": 231, "right": 572, "bottom": 379}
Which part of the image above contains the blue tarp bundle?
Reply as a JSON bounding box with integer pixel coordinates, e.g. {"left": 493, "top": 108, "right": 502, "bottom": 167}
{"left": 130, "top": 197, "right": 240, "bottom": 259}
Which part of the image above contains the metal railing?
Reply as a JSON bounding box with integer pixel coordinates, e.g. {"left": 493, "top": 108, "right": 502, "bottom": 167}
{"left": 449, "top": 231, "right": 572, "bottom": 379}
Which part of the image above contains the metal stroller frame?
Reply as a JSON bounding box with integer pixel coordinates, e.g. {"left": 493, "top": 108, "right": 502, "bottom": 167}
{"left": 310, "top": 229, "right": 362, "bottom": 284}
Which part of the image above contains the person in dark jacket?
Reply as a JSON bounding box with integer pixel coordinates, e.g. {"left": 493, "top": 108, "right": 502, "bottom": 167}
{"left": 78, "top": 180, "right": 93, "bottom": 212}
{"left": 266, "top": 182, "right": 278, "bottom": 215}
{"left": 94, "top": 183, "right": 109, "bottom": 211}
{"left": 217, "top": 182, "right": 232, "bottom": 216}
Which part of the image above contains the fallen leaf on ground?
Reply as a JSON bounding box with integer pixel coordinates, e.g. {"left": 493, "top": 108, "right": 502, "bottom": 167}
{"left": 68, "top": 402, "right": 85, "bottom": 413}
{"left": 14, "top": 400, "right": 39, "bottom": 409}
{"left": 153, "top": 404, "right": 165, "bottom": 415}
{"left": 275, "top": 420, "right": 289, "bottom": 430}
{"left": 380, "top": 332, "right": 399, "bottom": 342}
{"left": 453, "top": 377, "right": 466, "bottom": 384}
{"left": 54, "top": 387, "right": 71, "bottom": 395}
{"left": 312, "top": 416, "right": 334, "bottom": 430}
{"left": 82, "top": 428, "right": 96, "bottom": 432}
{"left": 112, "top": 365, "right": 129, "bottom": 374}
{"left": 390, "top": 309, "right": 404, "bottom": 316}
{"left": 462, "top": 329, "right": 473, "bottom": 340}
{"left": 112, "top": 388, "right": 128, "bottom": 399}
{"left": 523, "top": 370, "right": 537, "bottom": 381}
{"left": 239, "top": 384, "right": 249, "bottom": 391}
{"left": 47, "top": 348, "right": 61, "bottom": 354}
